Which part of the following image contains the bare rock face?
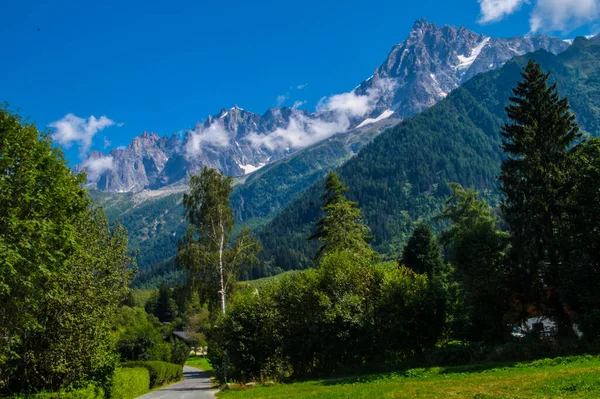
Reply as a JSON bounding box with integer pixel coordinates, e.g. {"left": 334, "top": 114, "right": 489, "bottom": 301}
{"left": 79, "top": 19, "right": 570, "bottom": 193}
{"left": 355, "top": 18, "right": 569, "bottom": 119}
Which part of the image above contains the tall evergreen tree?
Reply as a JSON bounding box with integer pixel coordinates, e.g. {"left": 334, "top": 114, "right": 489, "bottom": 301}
{"left": 309, "top": 172, "right": 374, "bottom": 260}
{"left": 177, "top": 167, "right": 260, "bottom": 315}
{"left": 558, "top": 138, "right": 600, "bottom": 340}
{"left": 499, "top": 60, "right": 581, "bottom": 338}
{"left": 439, "top": 183, "right": 509, "bottom": 343}
{"left": 401, "top": 224, "right": 444, "bottom": 277}
{"left": 150, "top": 282, "right": 178, "bottom": 323}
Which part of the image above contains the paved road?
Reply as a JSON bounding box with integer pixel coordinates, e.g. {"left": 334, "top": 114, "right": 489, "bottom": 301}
{"left": 137, "top": 366, "right": 217, "bottom": 399}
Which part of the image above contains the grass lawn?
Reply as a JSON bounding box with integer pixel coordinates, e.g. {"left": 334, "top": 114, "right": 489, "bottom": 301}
{"left": 186, "top": 356, "right": 213, "bottom": 372}
{"left": 218, "top": 355, "right": 600, "bottom": 398}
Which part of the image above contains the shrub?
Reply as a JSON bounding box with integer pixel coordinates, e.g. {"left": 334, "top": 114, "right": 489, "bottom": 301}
{"left": 169, "top": 338, "right": 190, "bottom": 366}
{"left": 121, "top": 361, "right": 182, "bottom": 388}
{"left": 115, "top": 308, "right": 171, "bottom": 363}
{"left": 109, "top": 368, "right": 150, "bottom": 399}
{"left": 6, "top": 385, "right": 104, "bottom": 399}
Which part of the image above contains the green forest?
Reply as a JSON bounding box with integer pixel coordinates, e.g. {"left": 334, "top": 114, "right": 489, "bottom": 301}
{"left": 257, "top": 36, "right": 600, "bottom": 276}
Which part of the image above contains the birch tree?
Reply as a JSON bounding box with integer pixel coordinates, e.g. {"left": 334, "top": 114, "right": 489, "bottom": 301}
{"left": 178, "top": 167, "right": 260, "bottom": 314}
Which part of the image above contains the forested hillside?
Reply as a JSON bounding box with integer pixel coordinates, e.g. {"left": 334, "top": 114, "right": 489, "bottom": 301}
{"left": 257, "top": 36, "right": 600, "bottom": 276}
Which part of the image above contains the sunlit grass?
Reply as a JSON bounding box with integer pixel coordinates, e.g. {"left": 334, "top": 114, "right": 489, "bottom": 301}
{"left": 186, "top": 356, "right": 213, "bottom": 372}
{"left": 218, "top": 355, "right": 600, "bottom": 398}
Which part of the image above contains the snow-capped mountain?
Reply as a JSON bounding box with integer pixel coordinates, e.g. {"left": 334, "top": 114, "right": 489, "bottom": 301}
{"left": 79, "top": 19, "right": 569, "bottom": 193}
{"left": 355, "top": 18, "right": 569, "bottom": 119}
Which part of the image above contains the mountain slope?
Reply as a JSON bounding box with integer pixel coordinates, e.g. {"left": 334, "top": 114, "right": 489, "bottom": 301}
{"left": 81, "top": 20, "right": 567, "bottom": 194}
{"left": 257, "top": 36, "right": 600, "bottom": 276}
{"left": 90, "top": 21, "right": 573, "bottom": 279}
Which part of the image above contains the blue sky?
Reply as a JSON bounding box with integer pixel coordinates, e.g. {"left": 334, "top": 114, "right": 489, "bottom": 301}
{"left": 1, "top": 0, "right": 598, "bottom": 164}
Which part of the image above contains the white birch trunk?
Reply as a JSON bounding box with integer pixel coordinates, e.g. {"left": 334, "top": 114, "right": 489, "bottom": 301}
{"left": 218, "top": 213, "right": 226, "bottom": 315}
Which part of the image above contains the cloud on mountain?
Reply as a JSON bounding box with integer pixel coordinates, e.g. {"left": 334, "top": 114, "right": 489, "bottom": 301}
{"left": 183, "top": 77, "right": 396, "bottom": 157}
{"left": 184, "top": 121, "right": 231, "bottom": 157}
{"left": 50, "top": 113, "right": 116, "bottom": 157}
{"left": 477, "top": 0, "right": 600, "bottom": 33}
{"left": 80, "top": 155, "right": 114, "bottom": 180}
{"left": 247, "top": 77, "right": 396, "bottom": 151}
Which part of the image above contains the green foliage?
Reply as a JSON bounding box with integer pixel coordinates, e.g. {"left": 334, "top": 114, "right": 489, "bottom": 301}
{"left": 145, "top": 282, "right": 178, "bottom": 323}
{"left": 114, "top": 307, "right": 171, "bottom": 363}
{"left": 438, "top": 184, "right": 510, "bottom": 343}
{"left": 3, "top": 385, "right": 105, "bottom": 399}
{"left": 373, "top": 266, "right": 446, "bottom": 362}
{"left": 209, "top": 251, "right": 446, "bottom": 382}
{"left": 500, "top": 59, "right": 581, "bottom": 338}
{"left": 0, "top": 109, "right": 134, "bottom": 392}
{"left": 258, "top": 40, "right": 600, "bottom": 276}
{"left": 109, "top": 368, "right": 150, "bottom": 399}
{"left": 89, "top": 190, "right": 186, "bottom": 274}
{"left": 178, "top": 168, "right": 261, "bottom": 313}
{"left": 309, "top": 172, "right": 375, "bottom": 261}
{"left": 120, "top": 361, "right": 182, "bottom": 389}
{"left": 558, "top": 138, "right": 600, "bottom": 341}
{"left": 169, "top": 338, "right": 191, "bottom": 366}
{"left": 401, "top": 224, "right": 445, "bottom": 277}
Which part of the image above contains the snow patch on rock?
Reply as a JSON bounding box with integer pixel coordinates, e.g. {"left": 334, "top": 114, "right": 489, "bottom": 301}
{"left": 356, "top": 110, "right": 395, "bottom": 128}
{"left": 456, "top": 37, "right": 490, "bottom": 70}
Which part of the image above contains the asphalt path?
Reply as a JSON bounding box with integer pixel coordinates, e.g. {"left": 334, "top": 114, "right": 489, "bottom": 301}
{"left": 136, "top": 366, "right": 217, "bottom": 399}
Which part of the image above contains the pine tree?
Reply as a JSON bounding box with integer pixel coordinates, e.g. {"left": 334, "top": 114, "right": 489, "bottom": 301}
{"left": 439, "top": 183, "right": 510, "bottom": 343}
{"left": 499, "top": 60, "right": 581, "bottom": 338}
{"left": 401, "top": 224, "right": 444, "bottom": 277}
{"left": 154, "top": 282, "right": 178, "bottom": 323}
{"left": 309, "top": 172, "right": 374, "bottom": 261}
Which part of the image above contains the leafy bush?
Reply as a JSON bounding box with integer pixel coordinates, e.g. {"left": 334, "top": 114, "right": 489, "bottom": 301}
{"left": 5, "top": 385, "right": 104, "bottom": 399}
{"left": 114, "top": 307, "right": 171, "bottom": 363}
{"left": 109, "top": 368, "right": 150, "bottom": 399}
{"left": 121, "top": 361, "right": 182, "bottom": 388}
{"left": 209, "top": 253, "right": 447, "bottom": 382}
{"left": 169, "top": 338, "right": 190, "bottom": 366}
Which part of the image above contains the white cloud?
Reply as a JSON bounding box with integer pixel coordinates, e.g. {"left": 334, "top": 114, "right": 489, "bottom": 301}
{"left": 476, "top": 0, "right": 600, "bottom": 33}
{"left": 292, "top": 100, "right": 307, "bottom": 109}
{"left": 184, "top": 121, "right": 230, "bottom": 158}
{"left": 477, "top": 0, "right": 526, "bottom": 24}
{"left": 246, "top": 110, "right": 349, "bottom": 151}
{"left": 49, "top": 114, "right": 116, "bottom": 157}
{"left": 247, "top": 77, "right": 397, "bottom": 152}
{"left": 317, "top": 77, "right": 396, "bottom": 117}
{"left": 80, "top": 155, "right": 114, "bottom": 180}
{"left": 276, "top": 94, "right": 289, "bottom": 107}
{"left": 530, "top": 0, "right": 600, "bottom": 33}
{"left": 297, "top": 83, "right": 308, "bottom": 89}
{"left": 103, "top": 136, "right": 111, "bottom": 149}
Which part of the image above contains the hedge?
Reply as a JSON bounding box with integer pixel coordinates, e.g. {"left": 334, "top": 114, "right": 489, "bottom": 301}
{"left": 109, "top": 368, "right": 150, "bottom": 399}
{"left": 121, "top": 361, "right": 182, "bottom": 388}
{"left": 5, "top": 385, "right": 104, "bottom": 399}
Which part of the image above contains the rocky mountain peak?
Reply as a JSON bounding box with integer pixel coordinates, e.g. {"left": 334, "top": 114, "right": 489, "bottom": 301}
{"left": 79, "top": 20, "right": 572, "bottom": 193}
{"left": 354, "top": 20, "right": 569, "bottom": 119}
